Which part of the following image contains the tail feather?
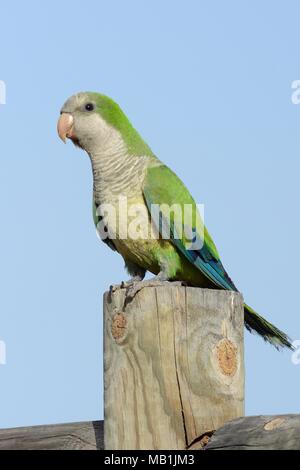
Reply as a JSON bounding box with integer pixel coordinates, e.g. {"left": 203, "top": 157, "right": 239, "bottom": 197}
{"left": 244, "top": 304, "right": 293, "bottom": 350}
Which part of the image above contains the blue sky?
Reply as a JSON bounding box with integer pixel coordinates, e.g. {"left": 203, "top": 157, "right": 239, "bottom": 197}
{"left": 0, "top": 0, "right": 300, "bottom": 428}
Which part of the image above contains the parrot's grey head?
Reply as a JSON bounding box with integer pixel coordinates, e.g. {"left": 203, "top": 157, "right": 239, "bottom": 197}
{"left": 57, "top": 92, "right": 154, "bottom": 157}
{"left": 57, "top": 92, "right": 123, "bottom": 154}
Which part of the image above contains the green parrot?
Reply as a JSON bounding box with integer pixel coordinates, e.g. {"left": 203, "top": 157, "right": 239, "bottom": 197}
{"left": 58, "top": 92, "right": 292, "bottom": 349}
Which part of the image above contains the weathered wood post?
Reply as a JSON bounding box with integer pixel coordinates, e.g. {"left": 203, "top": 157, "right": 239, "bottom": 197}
{"left": 104, "top": 284, "right": 244, "bottom": 450}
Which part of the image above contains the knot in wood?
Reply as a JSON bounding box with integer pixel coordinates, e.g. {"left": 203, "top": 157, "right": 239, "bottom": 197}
{"left": 111, "top": 312, "right": 127, "bottom": 341}
{"left": 264, "top": 417, "right": 285, "bottom": 431}
{"left": 216, "top": 338, "right": 237, "bottom": 377}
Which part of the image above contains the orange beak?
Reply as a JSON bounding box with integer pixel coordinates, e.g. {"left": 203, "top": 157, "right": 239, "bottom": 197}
{"left": 57, "top": 113, "right": 75, "bottom": 143}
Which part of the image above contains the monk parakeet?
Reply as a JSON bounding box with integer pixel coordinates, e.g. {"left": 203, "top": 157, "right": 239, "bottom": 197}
{"left": 57, "top": 92, "right": 292, "bottom": 349}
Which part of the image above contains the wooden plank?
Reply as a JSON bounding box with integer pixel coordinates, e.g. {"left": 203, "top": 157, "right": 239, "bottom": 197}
{"left": 1, "top": 415, "right": 300, "bottom": 450}
{"left": 205, "top": 415, "right": 300, "bottom": 450}
{"left": 0, "top": 421, "right": 103, "bottom": 450}
{"left": 104, "top": 285, "right": 245, "bottom": 450}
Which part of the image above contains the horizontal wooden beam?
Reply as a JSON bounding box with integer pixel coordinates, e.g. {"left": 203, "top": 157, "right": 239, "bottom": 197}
{"left": 0, "top": 415, "right": 299, "bottom": 450}
{"left": 0, "top": 421, "right": 103, "bottom": 450}
{"left": 205, "top": 414, "right": 300, "bottom": 450}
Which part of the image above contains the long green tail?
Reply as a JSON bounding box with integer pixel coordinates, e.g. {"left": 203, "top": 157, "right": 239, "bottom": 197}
{"left": 244, "top": 304, "right": 293, "bottom": 350}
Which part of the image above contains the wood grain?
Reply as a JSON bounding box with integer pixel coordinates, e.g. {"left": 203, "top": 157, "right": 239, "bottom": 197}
{"left": 104, "top": 284, "right": 245, "bottom": 450}
{"left": 1, "top": 415, "right": 299, "bottom": 450}
{"left": 0, "top": 421, "right": 103, "bottom": 450}
{"left": 205, "top": 414, "right": 300, "bottom": 450}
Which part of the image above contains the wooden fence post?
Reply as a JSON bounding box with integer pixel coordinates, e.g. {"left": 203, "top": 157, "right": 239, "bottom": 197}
{"left": 104, "top": 284, "right": 244, "bottom": 450}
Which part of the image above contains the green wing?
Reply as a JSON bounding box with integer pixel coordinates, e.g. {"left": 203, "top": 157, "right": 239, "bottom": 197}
{"left": 143, "top": 164, "right": 237, "bottom": 290}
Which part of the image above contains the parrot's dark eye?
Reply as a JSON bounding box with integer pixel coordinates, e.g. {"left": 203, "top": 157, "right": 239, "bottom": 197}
{"left": 85, "top": 103, "right": 94, "bottom": 112}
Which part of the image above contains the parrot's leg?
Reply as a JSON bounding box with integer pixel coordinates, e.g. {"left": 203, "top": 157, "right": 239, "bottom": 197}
{"left": 125, "top": 260, "right": 186, "bottom": 299}
{"left": 124, "top": 260, "right": 146, "bottom": 283}
{"left": 109, "top": 261, "right": 146, "bottom": 293}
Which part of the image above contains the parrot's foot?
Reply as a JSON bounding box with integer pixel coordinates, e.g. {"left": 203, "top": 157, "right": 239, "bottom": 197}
{"left": 125, "top": 279, "right": 186, "bottom": 300}
{"left": 109, "top": 275, "right": 144, "bottom": 294}
{"left": 109, "top": 283, "right": 121, "bottom": 294}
